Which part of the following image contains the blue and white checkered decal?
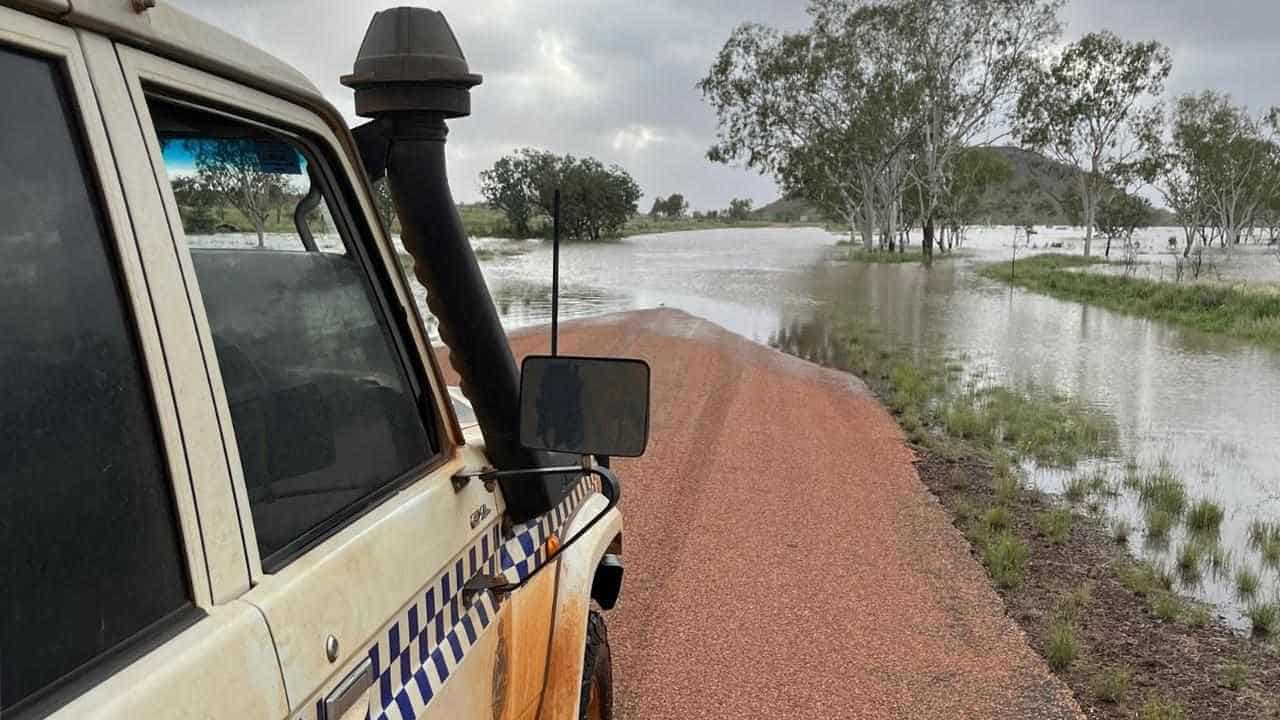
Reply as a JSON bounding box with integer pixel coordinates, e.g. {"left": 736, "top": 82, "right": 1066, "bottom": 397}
{"left": 366, "top": 473, "right": 602, "bottom": 720}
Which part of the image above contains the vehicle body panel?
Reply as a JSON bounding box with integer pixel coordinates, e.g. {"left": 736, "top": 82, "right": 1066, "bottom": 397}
{"left": 2, "top": 3, "right": 627, "bottom": 717}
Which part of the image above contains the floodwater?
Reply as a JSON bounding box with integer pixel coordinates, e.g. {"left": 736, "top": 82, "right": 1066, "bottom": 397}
{"left": 442, "top": 225, "right": 1280, "bottom": 626}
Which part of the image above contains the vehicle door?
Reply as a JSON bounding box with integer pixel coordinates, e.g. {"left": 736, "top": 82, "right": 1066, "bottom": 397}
{"left": 99, "top": 41, "right": 518, "bottom": 720}
{"left": 0, "top": 8, "right": 284, "bottom": 719}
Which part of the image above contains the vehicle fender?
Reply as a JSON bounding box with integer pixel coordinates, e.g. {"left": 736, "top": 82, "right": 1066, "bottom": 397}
{"left": 538, "top": 494, "right": 621, "bottom": 720}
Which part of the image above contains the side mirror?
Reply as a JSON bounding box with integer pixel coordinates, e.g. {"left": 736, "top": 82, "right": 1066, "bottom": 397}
{"left": 518, "top": 355, "right": 650, "bottom": 457}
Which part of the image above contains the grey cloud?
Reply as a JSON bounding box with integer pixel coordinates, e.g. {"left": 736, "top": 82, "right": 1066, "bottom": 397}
{"left": 169, "top": 0, "right": 1280, "bottom": 210}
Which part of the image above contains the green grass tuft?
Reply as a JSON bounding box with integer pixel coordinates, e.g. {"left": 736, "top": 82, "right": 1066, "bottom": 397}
{"left": 1062, "top": 475, "right": 1091, "bottom": 503}
{"left": 1235, "top": 566, "right": 1261, "bottom": 601}
{"left": 1044, "top": 619, "right": 1078, "bottom": 671}
{"left": 1057, "top": 583, "right": 1093, "bottom": 621}
{"left": 1145, "top": 508, "right": 1175, "bottom": 540}
{"left": 993, "top": 468, "right": 1021, "bottom": 504}
{"left": 1093, "top": 665, "right": 1132, "bottom": 703}
{"left": 1037, "top": 508, "right": 1073, "bottom": 544}
{"left": 981, "top": 506, "right": 1013, "bottom": 534}
{"left": 1150, "top": 592, "right": 1182, "bottom": 622}
{"left": 1138, "top": 695, "right": 1187, "bottom": 720}
{"left": 983, "top": 532, "right": 1029, "bottom": 589}
{"left": 1137, "top": 465, "right": 1187, "bottom": 517}
{"left": 1246, "top": 603, "right": 1280, "bottom": 637}
{"left": 1121, "top": 560, "right": 1171, "bottom": 597}
{"left": 1186, "top": 499, "right": 1225, "bottom": 536}
{"left": 1176, "top": 542, "right": 1204, "bottom": 584}
{"left": 1111, "top": 519, "right": 1132, "bottom": 544}
{"left": 1222, "top": 662, "right": 1248, "bottom": 691}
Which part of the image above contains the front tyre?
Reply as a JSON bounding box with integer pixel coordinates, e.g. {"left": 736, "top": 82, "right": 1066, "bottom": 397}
{"left": 578, "top": 611, "right": 613, "bottom": 720}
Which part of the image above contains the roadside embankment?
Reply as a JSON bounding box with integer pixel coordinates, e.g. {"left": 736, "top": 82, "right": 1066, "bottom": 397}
{"left": 490, "top": 309, "right": 1082, "bottom": 719}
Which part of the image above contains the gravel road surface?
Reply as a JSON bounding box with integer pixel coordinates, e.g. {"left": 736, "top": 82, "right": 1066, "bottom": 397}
{"left": 502, "top": 309, "right": 1082, "bottom": 719}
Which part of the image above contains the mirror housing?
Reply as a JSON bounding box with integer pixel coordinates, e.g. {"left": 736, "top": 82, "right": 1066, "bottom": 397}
{"left": 518, "top": 355, "right": 651, "bottom": 458}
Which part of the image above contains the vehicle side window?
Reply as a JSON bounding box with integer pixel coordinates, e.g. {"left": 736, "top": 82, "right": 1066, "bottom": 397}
{"left": 148, "top": 97, "right": 438, "bottom": 567}
{"left": 0, "top": 48, "right": 191, "bottom": 712}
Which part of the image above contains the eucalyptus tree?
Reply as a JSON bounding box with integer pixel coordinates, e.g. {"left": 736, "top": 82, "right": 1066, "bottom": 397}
{"left": 1015, "top": 31, "right": 1171, "bottom": 256}
{"left": 699, "top": 2, "right": 920, "bottom": 251}
{"left": 895, "top": 0, "right": 1062, "bottom": 257}
{"left": 1179, "top": 93, "right": 1280, "bottom": 247}
{"left": 1138, "top": 93, "right": 1280, "bottom": 253}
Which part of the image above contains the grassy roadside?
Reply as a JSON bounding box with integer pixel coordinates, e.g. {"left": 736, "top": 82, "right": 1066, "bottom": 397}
{"left": 979, "top": 254, "right": 1280, "bottom": 348}
{"left": 819, "top": 322, "right": 1280, "bottom": 719}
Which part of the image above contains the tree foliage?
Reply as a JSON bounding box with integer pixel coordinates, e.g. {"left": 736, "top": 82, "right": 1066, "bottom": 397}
{"left": 480, "top": 149, "right": 641, "bottom": 241}
{"left": 649, "top": 194, "right": 689, "bottom": 218}
{"left": 1095, "top": 192, "right": 1154, "bottom": 257}
{"left": 727, "top": 198, "right": 754, "bottom": 221}
{"left": 1015, "top": 31, "right": 1171, "bottom": 255}
{"left": 700, "top": 0, "right": 1060, "bottom": 256}
{"left": 1136, "top": 92, "right": 1280, "bottom": 254}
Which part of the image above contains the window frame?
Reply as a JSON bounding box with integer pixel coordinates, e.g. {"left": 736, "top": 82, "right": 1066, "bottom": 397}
{"left": 119, "top": 46, "right": 457, "bottom": 579}
{"left": 0, "top": 9, "right": 207, "bottom": 715}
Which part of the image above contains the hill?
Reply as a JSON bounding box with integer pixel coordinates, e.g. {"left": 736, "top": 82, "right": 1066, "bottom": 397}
{"left": 753, "top": 146, "right": 1173, "bottom": 228}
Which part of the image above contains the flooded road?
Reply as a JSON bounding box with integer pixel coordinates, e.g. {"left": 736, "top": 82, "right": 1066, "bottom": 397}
{"left": 415, "top": 225, "right": 1280, "bottom": 624}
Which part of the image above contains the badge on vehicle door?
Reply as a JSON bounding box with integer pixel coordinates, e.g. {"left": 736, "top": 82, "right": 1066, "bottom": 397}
{"left": 470, "top": 503, "right": 493, "bottom": 529}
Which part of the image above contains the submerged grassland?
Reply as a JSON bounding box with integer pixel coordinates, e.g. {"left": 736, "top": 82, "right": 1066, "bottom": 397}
{"left": 978, "top": 254, "right": 1280, "bottom": 348}
{"left": 826, "top": 320, "right": 1280, "bottom": 719}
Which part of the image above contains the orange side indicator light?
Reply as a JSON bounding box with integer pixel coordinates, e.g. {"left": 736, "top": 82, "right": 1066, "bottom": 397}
{"left": 545, "top": 534, "right": 561, "bottom": 556}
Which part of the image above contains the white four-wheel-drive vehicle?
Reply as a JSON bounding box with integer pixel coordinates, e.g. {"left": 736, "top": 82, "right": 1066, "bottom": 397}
{"left": 0, "top": 3, "right": 648, "bottom": 719}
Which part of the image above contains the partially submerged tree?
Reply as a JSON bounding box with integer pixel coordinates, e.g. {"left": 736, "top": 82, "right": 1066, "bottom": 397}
{"left": 700, "top": 0, "right": 1060, "bottom": 257}
{"left": 1015, "top": 31, "right": 1172, "bottom": 256}
{"left": 1136, "top": 93, "right": 1280, "bottom": 255}
{"left": 1095, "top": 192, "right": 1154, "bottom": 258}
{"left": 896, "top": 0, "right": 1062, "bottom": 257}
{"left": 479, "top": 148, "right": 543, "bottom": 237}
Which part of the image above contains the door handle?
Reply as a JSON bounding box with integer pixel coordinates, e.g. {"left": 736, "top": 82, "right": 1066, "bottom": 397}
{"left": 322, "top": 656, "right": 373, "bottom": 720}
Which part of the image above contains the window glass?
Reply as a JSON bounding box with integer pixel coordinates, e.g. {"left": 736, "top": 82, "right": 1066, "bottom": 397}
{"left": 149, "top": 98, "right": 435, "bottom": 565}
{"left": 0, "top": 49, "right": 190, "bottom": 711}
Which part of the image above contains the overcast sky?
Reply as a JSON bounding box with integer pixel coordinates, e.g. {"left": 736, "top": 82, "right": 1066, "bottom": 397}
{"left": 170, "top": 0, "right": 1280, "bottom": 211}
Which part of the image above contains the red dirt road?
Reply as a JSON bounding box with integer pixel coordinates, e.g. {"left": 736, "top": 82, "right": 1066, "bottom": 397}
{"left": 505, "top": 309, "right": 1081, "bottom": 719}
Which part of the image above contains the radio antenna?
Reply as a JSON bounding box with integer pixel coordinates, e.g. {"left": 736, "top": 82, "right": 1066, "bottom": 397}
{"left": 551, "top": 188, "right": 561, "bottom": 356}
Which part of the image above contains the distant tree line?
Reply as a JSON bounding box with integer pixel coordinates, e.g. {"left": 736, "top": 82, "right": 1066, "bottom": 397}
{"left": 478, "top": 148, "right": 640, "bottom": 241}
{"left": 699, "top": 0, "right": 1280, "bottom": 259}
